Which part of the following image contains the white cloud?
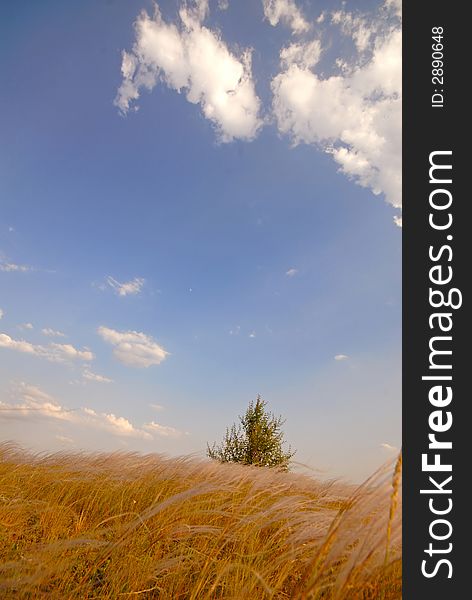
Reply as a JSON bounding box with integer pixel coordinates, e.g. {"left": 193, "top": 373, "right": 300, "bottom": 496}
{"left": 331, "top": 10, "right": 376, "bottom": 53}
{"left": 149, "top": 403, "right": 165, "bottom": 411}
{"left": 143, "top": 420, "right": 186, "bottom": 438}
{"left": 381, "top": 442, "right": 398, "bottom": 452}
{"left": 115, "top": 1, "right": 262, "bottom": 142}
{"left": 98, "top": 326, "right": 169, "bottom": 368}
{"left": 0, "top": 308, "right": 3, "bottom": 319}
{"left": 280, "top": 39, "right": 321, "bottom": 69}
{"left": 49, "top": 343, "right": 94, "bottom": 362}
{"left": 19, "top": 323, "right": 34, "bottom": 330}
{"left": 41, "top": 328, "right": 66, "bottom": 338}
{"left": 262, "top": 0, "right": 310, "bottom": 35}
{"left": 393, "top": 215, "right": 402, "bottom": 228}
{"left": 0, "top": 260, "right": 32, "bottom": 272}
{"left": 105, "top": 413, "right": 150, "bottom": 438}
{"left": 1, "top": 383, "right": 152, "bottom": 440}
{"left": 271, "top": 1, "right": 402, "bottom": 212}
{"left": 218, "top": 0, "right": 229, "bottom": 10}
{"left": 0, "top": 383, "right": 77, "bottom": 422}
{"left": 83, "top": 369, "right": 113, "bottom": 384}
{"left": 334, "top": 354, "right": 349, "bottom": 361}
{"left": 0, "top": 333, "right": 93, "bottom": 363}
{"left": 285, "top": 267, "right": 298, "bottom": 277}
{"left": 249, "top": 331, "right": 256, "bottom": 338}
{"left": 106, "top": 276, "right": 145, "bottom": 297}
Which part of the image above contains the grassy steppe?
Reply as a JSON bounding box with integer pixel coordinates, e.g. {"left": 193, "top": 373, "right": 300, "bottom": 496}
{"left": 0, "top": 443, "right": 401, "bottom": 599}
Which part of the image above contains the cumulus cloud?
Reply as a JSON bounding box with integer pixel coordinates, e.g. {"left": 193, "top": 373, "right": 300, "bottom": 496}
{"left": 83, "top": 369, "right": 113, "bottom": 384}
{"left": 262, "top": 0, "right": 310, "bottom": 34}
{"left": 0, "top": 333, "right": 93, "bottom": 363}
{"left": 115, "top": 1, "right": 262, "bottom": 142}
{"left": 334, "top": 354, "right": 349, "bottom": 361}
{"left": 272, "top": 1, "right": 402, "bottom": 211}
{"left": 98, "top": 326, "right": 169, "bottom": 368}
{"left": 41, "top": 328, "right": 66, "bottom": 338}
{"left": 285, "top": 267, "right": 298, "bottom": 277}
{"left": 106, "top": 276, "right": 145, "bottom": 297}
{"left": 0, "top": 383, "right": 77, "bottom": 422}
{"left": 143, "top": 420, "right": 186, "bottom": 438}
{"left": 1, "top": 383, "right": 152, "bottom": 440}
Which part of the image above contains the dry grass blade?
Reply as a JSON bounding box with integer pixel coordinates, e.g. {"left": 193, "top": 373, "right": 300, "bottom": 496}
{"left": 0, "top": 443, "right": 401, "bottom": 598}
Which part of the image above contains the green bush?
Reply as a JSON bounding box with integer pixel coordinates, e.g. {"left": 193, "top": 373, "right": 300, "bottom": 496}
{"left": 207, "top": 395, "right": 296, "bottom": 470}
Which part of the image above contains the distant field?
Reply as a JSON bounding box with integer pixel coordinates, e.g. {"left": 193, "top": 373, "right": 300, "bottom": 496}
{"left": 0, "top": 443, "right": 401, "bottom": 599}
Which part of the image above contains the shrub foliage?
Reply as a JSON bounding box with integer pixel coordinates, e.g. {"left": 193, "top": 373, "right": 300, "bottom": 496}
{"left": 207, "top": 395, "right": 295, "bottom": 470}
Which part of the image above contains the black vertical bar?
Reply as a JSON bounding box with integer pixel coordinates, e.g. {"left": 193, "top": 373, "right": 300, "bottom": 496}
{"left": 404, "top": 2, "right": 466, "bottom": 597}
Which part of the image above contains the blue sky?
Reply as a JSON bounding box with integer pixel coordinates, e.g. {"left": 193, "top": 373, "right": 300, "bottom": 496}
{"left": 0, "top": 0, "right": 401, "bottom": 482}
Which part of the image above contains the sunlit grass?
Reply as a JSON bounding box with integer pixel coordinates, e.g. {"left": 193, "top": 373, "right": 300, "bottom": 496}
{"left": 0, "top": 442, "right": 401, "bottom": 598}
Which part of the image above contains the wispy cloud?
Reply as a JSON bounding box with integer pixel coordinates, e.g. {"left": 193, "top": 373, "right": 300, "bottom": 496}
{"left": 149, "top": 403, "right": 165, "bottom": 411}
{"left": 98, "top": 326, "right": 169, "bottom": 368}
{"left": 106, "top": 276, "right": 145, "bottom": 297}
{"left": 0, "top": 333, "right": 94, "bottom": 363}
{"left": 262, "top": 0, "right": 310, "bottom": 35}
{"left": 381, "top": 442, "right": 398, "bottom": 452}
{"left": 18, "top": 323, "right": 34, "bottom": 331}
{"left": 1, "top": 383, "right": 152, "bottom": 440}
{"left": 285, "top": 268, "right": 298, "bottom": 277}
{"left": 0, "top": 260, "right": 33, "bottom": 272}
{"left": 41, "top": 328, "right": 66, "bottom": 338}
{"left": 393, "top": 215, "right": 402, "bottom": 228}
{"left": 334, "top": 354, "right": 349, "bottom": 361}
{"left": 83, "top": 369, "right": 113, "bottom": 384}
{"left": 0, "top": 308, "right": 3, "bottom": 320}
{"left": 143, "top": 420, "right": 186, "bottom": 438}
{"left": 115, "top": 0, "right": 262, "bottom": 142}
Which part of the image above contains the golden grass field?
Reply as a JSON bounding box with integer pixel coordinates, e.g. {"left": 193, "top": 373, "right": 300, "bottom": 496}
{"left": 0, "top": 443, "right": 401, "bottom": 599}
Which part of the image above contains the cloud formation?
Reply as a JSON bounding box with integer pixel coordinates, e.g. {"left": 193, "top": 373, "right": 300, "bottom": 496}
{"left": 98, "top": 326, "right": 169, "bottom": 368}
{"left": 115, "top": 1, "right": 262, "bottom": 142}
{"left": 381, "top": 442, "right": 398, "bottom": 452}
{"left": 143, "top": 420, "right": 186, "bottom": 438}
{"left": 106, "top": 276, "right": 145, "bottom": 297}
{"left": 334, "top": 354, "right": 349, "bottom": 361}
{"left": 272, "top": 1, "right": 401, "bottom": 211}
{"left": 42, "top": 328, "right": 66, "bottom": 338}
{"left": 83, "top": 369, "right": 113, "bottom": 384}
{"left": 1, "top": 384, "right": 150, "bottom": 439}
{"left": 0, "top": 260, "right": 32, "bottom": 272}
{"left": 262, "top": 0, "right": 310, "bottom": 34}
{"left": 1, "top": 383, "right": 184, "bottom": 441}
{"left": 0, "top": 333, "right": 93, "bottom": 363}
